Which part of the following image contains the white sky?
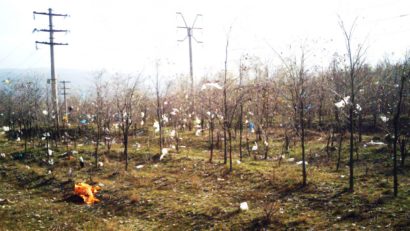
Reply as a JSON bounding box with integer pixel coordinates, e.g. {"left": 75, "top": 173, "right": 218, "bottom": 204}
{"left": 0, "top": 0, "right": 409, "bottom": 81}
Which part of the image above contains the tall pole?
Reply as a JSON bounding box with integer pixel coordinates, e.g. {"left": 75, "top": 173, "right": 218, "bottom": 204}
{"left": 33, "top": 8, "right": 68, "bottom": 137}
{"left": 60, "top": 80, "right": 70, "bottom": 121}
{"left": 177, "top": 12, "right": 202, "bottom": 115}
{"left": 188, "top": 28, "right": 194, "bottom": 96}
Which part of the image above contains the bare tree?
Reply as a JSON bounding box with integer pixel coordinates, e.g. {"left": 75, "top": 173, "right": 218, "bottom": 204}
{"left": 113, "top": 73, "right": 142, "bottom": 171}
{"left": 392, "top": 57, "right": 409, "bottom": 196}
{"left": 339, "top": 17, "right": 366, "bottom": 192}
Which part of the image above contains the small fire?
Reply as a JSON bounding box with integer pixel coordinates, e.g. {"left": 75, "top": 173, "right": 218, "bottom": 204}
{"left": 74, "top": 182, "right": 101, "bottom": 205}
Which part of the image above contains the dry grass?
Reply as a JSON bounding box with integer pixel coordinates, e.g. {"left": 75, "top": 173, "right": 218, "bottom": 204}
{"left": 0, "top": 130, "right": 409, "bottom": 230}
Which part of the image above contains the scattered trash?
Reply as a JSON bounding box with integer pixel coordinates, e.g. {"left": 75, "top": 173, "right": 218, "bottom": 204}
{"left": 48, "top": 149, "right": 53, "bottom": 156}
{"left": 48, "top": 159, "right": 54, "bottom": 165}
{"left": 0, "top": 153, "right": 5, "bottom": 158}
{"left": 16, "top": 137, "right": 20, "bottom": 142}
{"left": 136, "top": 165, "right": 144, "bottom": 169}
{"left": 153, "top": 120, "right": 160, "bottom": 133}
{"left": 42, "top": 110, "right": 48, "bottom": 115}
{"left": 79, "top": 156, "right": 85, "bottom": 168}
{"left": 162, "top": 114, "right": 169, "bottom": 123}
{"left": 217, "top": 178, "right": 225, "bottom": 181}
{"left": 97, "top": 161, "right": 104, "bottom": 168}
{"left": 296, "top": 161, "right": 308, "bottom": 165}
{"left": 25, "top": 165, "right": 31, "bottom": 170}
{"left": 195, "top": 129, "right": 202, "bottom": 136}
{"left": 74, "top": 182, "right": 101, "bottom": 205}
{"left": 340, "top": 175, "right": 345, "bottom": 178}
{"left": 252, "top": 142, "right": 258, "bottom": 151}
{"left": 47, "top": 170, "right": 52, "bottom": 175}
{"left": 366, "top": 140, "right": 386, "bottom": 146}
{"left": 335, "top": 96, "right": 350, "bottom": 108}
{"left": 240, "top": 202, "right": 249, "bottom": 211}
{"left": 236, "top": 160, "right": 241, "bottom": 164}
{"left": 201, "top": 82, "right": 223, "bottom": 90}
{"left": 380, "top": 115, "right": 389, "bottom": 122}
{"left": 160, "top": 148, "right": 168, "bottom": 160}
{"left": 2, "top": 126, "right": 10, "bottom": 132}
{"left": 248, "top": 122, "right": 255, "bottom": 133}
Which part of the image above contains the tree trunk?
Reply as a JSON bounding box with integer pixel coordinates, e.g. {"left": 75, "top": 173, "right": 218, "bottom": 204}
{"left": 401, "top": 139, "right": 406, "bottom": 167}
{"left": 124, "top": 127, "right": 129, "bottom": 171}
{"left": 300, "top": 100, "right": 307, "bottom": 187}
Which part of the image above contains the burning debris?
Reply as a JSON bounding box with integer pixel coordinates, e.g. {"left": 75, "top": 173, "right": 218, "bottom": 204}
{"left": 74, "top": 182, "right": 101, "bottom": 205}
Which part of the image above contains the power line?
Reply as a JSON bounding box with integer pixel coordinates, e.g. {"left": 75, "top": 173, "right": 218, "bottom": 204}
{"left": 33, "top": 8, "right": 69, "bottom": 135}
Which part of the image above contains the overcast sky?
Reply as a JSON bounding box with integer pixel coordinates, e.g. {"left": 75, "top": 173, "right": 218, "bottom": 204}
{"left": 0, "top": 0, "right": 409, "bottom": 81}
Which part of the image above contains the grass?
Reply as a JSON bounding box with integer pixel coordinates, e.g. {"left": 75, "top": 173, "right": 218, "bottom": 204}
{"left": 0, "top": 128, "right": 409, "bottom": 230}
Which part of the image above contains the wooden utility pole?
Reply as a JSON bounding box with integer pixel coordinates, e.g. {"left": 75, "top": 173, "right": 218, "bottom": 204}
{"left": 33, "top": 8, "right": 68, "bottom": 135}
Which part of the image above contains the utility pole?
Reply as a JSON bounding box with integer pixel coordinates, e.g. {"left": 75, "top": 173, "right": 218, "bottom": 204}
{"left": 60, "top": 80, "right": 70, "bottom": 123}
{"left": 176, "top": 12, "right": 202, "bottom": 114}
{"left": 33, "top": 8, "right": 69, "bottom": 136}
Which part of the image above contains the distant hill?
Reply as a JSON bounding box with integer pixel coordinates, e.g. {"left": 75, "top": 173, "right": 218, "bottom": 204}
{"left": 0, "top": 68, "right": 95, "bottom": 91}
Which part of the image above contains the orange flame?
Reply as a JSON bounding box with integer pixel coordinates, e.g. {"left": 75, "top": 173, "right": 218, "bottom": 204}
{"left": 74, "top": 182, "right": 101, "bottom": 205}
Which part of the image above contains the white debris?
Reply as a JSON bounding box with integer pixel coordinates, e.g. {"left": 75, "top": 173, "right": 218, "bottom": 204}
{"left": 2, "top": 126, "right": 10, "bottom": 132}
{"left": 356, "top": 104, "right": 362, "bottom": 112}
{"left": 140, "top": 120, "right": 144, "bottom": 126}
{"left": 97, "top": 161, "right": 104, "bottom": 167}
{"left": 79, "top": 156, "right": 84, "bottom": 163}
{"left": 380, "top": 115, "right": 389, "bottom": 122}
{"left": 0, "top": 153, "right": 5, "bottom": 158}
{"left": 252, "top": 142, "right": 258, "bottom": 151}
{"left": 41, "top": 137, "right": 46, "bottom": 141}
{"left": 170, "top": 145, "right": 176, "bottom": 149}
{"left": 217, "top": 178, "right": 225, "bottom": 181}
{"left": 340, "top": 175, "right": 345, "bottom": 178}
{"left": 195, "top": 117, "right": 201, "bottom": 125}
{"left": 201, "top": 82, "right": 223, "bottom": 91}
{"left": 248, "top": 111, "right": 254, "bottom": 116}
{"left": 16, "top": 137, "right": 20, "bottom": 142}
{"left": 141, "top": 112, "right": 145, "bottom": 118}
{"left": 366, "top": 140, "right": 386, "bottom": 146}
{"left": 264, "top": 140, "right": 269, "bottom": 146}
{"left": 160, "top": 148, "right": 168, "bottom": 160}
{"left": 296, "top": 161, "right": 308, "bottom": 165}
{"left": 47, "top": 149, "right": 53, "bottom": 156}
{"left": 25, "top": 165, "right": 31, "bottom": 169}
{"left": 47, "top": 170, "right": 52, "bottom": 175}
{"left": 335, "top": 96, "right": 350, "bottom": 109}
{"left": 286, "top": 158, "right": 295, "bottom": 162}
{"left": 136, "top": 165, "right": 144, "bottom": 169}
{"left": 153, "top": 120, "right": 160, "bottom": 133}
{"left": 236, "top": 160, "right": 241, "bottom": 164}
{"left": 48, "top": 159, "right": 54, "bottom": 165}
{"left": 170, "top": 130, "right": 176, "bottom": 138}
{"left": 240, "top": 202, "right": 249, "bottom": 211}
{"left": 162, "top": 114, "right": 169, "bottom": 123}
{"left": 72, "top": 150, "right": 78, "bottom": 154}
{"left": 42, "top": 110, "right": 48, "bottom": 115}
{"left": 195, "top": 129, "right": 202, "bottom": 136}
